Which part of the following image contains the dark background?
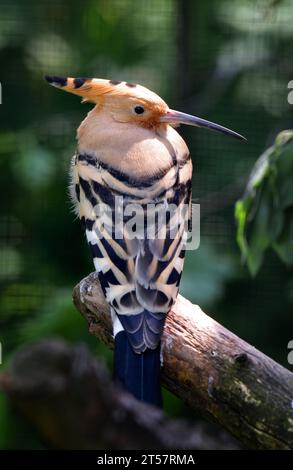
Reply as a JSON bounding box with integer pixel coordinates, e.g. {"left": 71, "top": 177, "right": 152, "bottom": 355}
{"left": 0, "top": 0, "right": 292, "bottom": 448}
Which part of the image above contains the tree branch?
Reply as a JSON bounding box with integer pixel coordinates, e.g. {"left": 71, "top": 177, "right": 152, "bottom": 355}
{"left": 0, "top": 339, "right": 235, "bottom": 450}
{"left": 73, "top": 272, "right": 293, "bottom": 450}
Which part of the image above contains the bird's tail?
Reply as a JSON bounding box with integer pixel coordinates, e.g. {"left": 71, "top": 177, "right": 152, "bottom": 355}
{"left": 113, "top": 331, "right": 162, "bottom": 407}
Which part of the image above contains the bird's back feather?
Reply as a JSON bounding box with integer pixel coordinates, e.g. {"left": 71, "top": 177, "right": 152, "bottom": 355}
{"left": 72, "top": 141, "right": 192, "bottom": 352}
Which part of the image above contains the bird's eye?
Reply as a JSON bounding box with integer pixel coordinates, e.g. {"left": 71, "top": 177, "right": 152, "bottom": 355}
{"left": 134, "top": 105, "right": 145, "bottom": 115}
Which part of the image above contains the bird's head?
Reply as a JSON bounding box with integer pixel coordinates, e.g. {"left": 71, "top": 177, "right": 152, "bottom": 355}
{"left": 44, "top": 75, "right": 246, "bottom": 140}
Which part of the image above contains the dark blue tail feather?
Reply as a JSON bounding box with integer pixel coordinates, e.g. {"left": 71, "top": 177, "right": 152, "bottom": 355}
{"left": 113, "top": 331, "right": 162, "bottom": 407}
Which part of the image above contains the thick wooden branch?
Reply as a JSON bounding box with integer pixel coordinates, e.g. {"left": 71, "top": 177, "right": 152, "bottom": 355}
{"left": 73, "top": 272, "right": 293, "bottom": 450}
{"left": 0, "top": 339, "right": 235, "bottom": 450}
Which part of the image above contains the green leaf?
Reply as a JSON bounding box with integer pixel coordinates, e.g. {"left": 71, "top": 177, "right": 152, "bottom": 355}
{"left": 235, "top": 130, "right": 293, "bottom": 274}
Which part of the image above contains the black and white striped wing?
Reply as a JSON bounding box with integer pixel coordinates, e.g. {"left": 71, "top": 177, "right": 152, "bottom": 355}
{"left": 73, "top": 152, "right": 192, "bottom": 353}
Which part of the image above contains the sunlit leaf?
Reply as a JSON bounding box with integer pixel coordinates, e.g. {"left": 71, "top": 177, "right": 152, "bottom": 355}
{"left": 235, "top": 130, "right": 293, "bottom": 274}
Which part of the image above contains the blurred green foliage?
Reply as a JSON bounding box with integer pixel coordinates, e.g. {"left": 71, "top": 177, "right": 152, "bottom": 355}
{"left": 0, "top": 0, "right": 292, "bottom": 449}
{"left": 236, "top": 130, "right": 293, "bottom": 274}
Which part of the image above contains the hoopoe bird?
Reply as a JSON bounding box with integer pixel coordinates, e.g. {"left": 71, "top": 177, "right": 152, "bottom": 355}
{"left": 45, "top": 75, "right": 245, "bottom": 406}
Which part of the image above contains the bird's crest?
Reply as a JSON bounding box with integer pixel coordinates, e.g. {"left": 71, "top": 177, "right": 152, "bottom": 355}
{"left": 44, "top": 75, "right": 167, "bottom": 107}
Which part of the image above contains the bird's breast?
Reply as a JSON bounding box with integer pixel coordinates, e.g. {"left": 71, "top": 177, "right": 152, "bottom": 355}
{"left": 77, "top": 108, "right": 190, "bottom": 183}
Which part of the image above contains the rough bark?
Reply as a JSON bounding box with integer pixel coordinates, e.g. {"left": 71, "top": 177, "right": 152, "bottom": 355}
{"left": 0, "top": 339, "right": 236, "bottom": 450}
{"left": 73, "top": 272, "right": 293, "bottom": 450}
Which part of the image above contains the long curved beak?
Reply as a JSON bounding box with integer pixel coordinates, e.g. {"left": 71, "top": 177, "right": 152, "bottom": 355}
{"left": 160, "top": 109, "right": 246, "bottom": 141}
